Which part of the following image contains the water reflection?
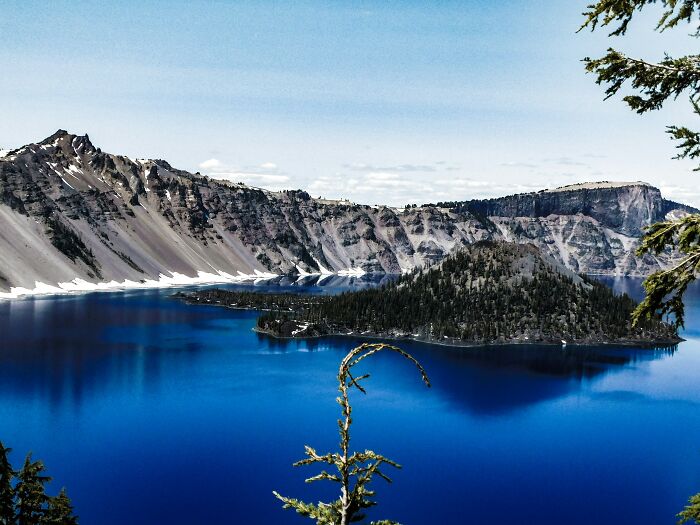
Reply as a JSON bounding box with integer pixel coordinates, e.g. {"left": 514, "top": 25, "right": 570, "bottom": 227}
{"left": 0, "top": 280, "right": 682, "bottom": 416}
{"left": 1, "top": 278, "right": 699, "bottom": 525}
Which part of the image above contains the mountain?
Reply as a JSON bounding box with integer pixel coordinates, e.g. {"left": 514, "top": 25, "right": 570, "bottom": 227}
{"left": 179, "top": 242, "right": 680, "bottom": 346}
{"left": 434, "top": 182, "right": 697, "bottom": 275}
{"left": 0, "top": 130, "right": 695, "bottom": 294}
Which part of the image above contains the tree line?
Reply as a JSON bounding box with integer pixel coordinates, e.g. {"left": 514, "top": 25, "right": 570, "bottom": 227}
{"left": 0, "top": 443, "right": 78, "bottom": 525}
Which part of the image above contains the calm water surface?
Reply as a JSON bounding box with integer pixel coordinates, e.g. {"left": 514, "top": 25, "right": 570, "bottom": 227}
{"left": 1, "top": 275, "right": 700, "bottom": 524}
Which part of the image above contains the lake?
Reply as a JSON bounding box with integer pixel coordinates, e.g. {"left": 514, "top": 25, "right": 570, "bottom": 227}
{"left": 1, "top": 275, "right": 700, "bottom": 524}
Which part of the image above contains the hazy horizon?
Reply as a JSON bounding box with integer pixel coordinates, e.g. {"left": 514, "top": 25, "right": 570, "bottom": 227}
{"left": 2, "top": 1, "right": 698, "bottom": 207}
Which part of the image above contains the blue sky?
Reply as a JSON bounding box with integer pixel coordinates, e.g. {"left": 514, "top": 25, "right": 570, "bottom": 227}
{"left": 1, "top": 0, "right": 698, "bottom": 206}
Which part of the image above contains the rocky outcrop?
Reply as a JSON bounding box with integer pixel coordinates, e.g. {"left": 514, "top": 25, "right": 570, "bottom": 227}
{"left": 0, "top": 131, "right": 694, "bottom": 291}
{"left": 453, "top": 182, "right": 695, "bottom": 236}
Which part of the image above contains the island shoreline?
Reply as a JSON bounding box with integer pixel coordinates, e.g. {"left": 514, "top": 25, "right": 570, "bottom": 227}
{"left": 175, "top": 295, "right": 684, "bottom": 350}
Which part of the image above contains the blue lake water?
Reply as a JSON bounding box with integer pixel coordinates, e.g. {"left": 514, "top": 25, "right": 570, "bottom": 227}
{"left": 2, "top": 275, "right": 700, "bottom": 524}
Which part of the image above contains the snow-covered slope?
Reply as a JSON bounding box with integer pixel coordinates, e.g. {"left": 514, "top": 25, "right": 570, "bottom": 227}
{"left": 0, "top": 130, "right": 694, "bottom": 295}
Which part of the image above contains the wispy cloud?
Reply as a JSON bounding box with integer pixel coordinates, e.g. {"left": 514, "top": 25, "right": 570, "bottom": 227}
{"left": 499, "top": 161, "right": 539, "bottom": 169}
{"left": 344, "top": 162, "right": 438, "bottom": 173}
{"left": 542, "top": 156, "right": 589, "bottom": 167}
{"left": 659, "top": 184, "right": 700, "bottom": 206}
{"left": 198, "top": 158, "right": 290, "bottom": 190}
{"left": 308, "top": 168, "right": 546, "bottom": 206}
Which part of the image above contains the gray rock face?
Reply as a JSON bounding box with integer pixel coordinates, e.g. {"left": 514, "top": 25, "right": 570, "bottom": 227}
{"left": 0, "top": 131, "right": 694, "bottom": 291}
{"left": 461, "top": 182, "right": 695, "bottom": 236}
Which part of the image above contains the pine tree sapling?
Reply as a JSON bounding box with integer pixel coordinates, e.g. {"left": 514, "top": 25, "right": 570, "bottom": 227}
{"left": 273, "top": 343, "right": 430, "bottom": 525}
{"left": 44, "top": 488, "right": 78, "bottom": 525}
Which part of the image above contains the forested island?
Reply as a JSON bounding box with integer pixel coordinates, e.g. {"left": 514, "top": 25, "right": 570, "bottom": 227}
{"left": 176, "top": 242, "right": 681, "bottom": 347}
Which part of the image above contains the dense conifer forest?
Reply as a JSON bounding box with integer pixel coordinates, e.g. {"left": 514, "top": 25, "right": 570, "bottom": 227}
{"left": 179, "top": 242, "right": 680, "bottom": 346}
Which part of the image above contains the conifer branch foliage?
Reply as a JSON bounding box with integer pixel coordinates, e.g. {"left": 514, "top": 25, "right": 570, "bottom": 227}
{"left": 580, "top": 0, "right": 700, "bottom": 36}
{"left": 273, "top": 343, "right": 430, "bottom": 525}
{"left": 633, "top": 215, "right": 700, "bottom": 327}
{"left": 582, "top": 0, "right": 700, "bottom": 329}
{"left": 679, "top": 493, "right": 700, "bottom": 524}
{"left": 582, "top": 1, "right": 700, "bottom": 521}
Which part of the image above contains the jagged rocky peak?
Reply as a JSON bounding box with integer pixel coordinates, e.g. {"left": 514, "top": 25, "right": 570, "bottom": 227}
{"left": 37, "top": 129, "right": 97, "bottom": 155}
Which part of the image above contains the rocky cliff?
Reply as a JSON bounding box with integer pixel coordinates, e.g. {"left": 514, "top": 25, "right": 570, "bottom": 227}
{"left": 0, "top": 131, "right": 694, "bottom": 293}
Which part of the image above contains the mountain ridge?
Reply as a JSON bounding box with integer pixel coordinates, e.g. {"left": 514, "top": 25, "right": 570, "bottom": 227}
{"left": 0, "top": 130, "right": 694, "bottom": 295}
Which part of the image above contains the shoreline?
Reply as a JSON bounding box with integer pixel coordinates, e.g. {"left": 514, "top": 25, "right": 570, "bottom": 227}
{"left": 0, "top": 268, "right": 369, "bottom": 301}
{"left": 0, "top": 270, "right": 280, "bottom": 301}
{"left": 252, "top": 326, "right": 683, "bottom": 350}
{"left": 176, "top": 289, "right": 684, "bottom": 350}
{"left": 0, "top": 267, "right": 652, "bottom": 302}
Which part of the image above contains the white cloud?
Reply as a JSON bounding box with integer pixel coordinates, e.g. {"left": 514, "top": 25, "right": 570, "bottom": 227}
{"left": 198, "top": 158, "right": 290, "bottom": 191}
{"left": 307, "top": 168, "right": 549, "bottom": 207}
{"left": 500, "top": 161, "right": 539, "bottom": 169}
{"left": 213, "top": 172, "right": 290, "bottom": 187}
{"left": 199, "top": 158, "right": 222, "bottom": 170}
{"left": 659, "top": 184, "right": 700, "bottom": 207}
{"left": 345, "top": 162, "right": 438, "bottom": 173}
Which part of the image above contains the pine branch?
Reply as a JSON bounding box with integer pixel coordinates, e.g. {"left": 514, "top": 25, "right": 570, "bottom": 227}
{"left": 584, "top": 49, "right": 700, "bottom": 113}
{"left": 580, "top": 0, "right": 700, "bottom": 36}
{"left": 632, "top": 216, "right": 700, "bottom": 327}
{"left": 678, "top": 493, "right": 700, "bottom": 524}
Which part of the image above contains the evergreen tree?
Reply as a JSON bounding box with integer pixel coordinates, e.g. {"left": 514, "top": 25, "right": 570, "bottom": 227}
{"left": 15, "top": 456, "right": 50, "bottom": 525}
{"left": 0, "top": 443, "right": 14, "bottom": 525}
{"left": 273, "top": 343, "right": 430, "bottom": 525}
{"left": 42, "top": 489, "right": 78, "bottom": 525}
{"left": 580, "top": 0, "right": 700, "bottom": 328}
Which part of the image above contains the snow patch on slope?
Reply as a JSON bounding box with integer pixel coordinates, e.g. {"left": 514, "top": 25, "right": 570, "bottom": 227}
{"left": 312, "top": 256, "right": 334, "bottom": 275}
{"left": 0, "top": 269, "right": 280, "bottom": 300}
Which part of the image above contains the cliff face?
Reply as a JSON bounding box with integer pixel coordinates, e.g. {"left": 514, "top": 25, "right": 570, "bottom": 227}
{"left": 461, "top": 182, "right": 694, "bottom": 236}
{"left": 0, "top": 131, "right": 694, "bottom": 292}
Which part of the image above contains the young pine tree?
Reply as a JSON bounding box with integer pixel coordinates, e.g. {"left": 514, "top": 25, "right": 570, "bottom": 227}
{"left": 273, "top": 343, "right": 430, "bottom": 525}
{"left": 43, "top": 489, "right": 78, "bottom": 525}
{"left": 15, "top": 455, "right": 50, "bottom": 525}
{"left": 0, "top": 443, "right": 14, "bottom": 525}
